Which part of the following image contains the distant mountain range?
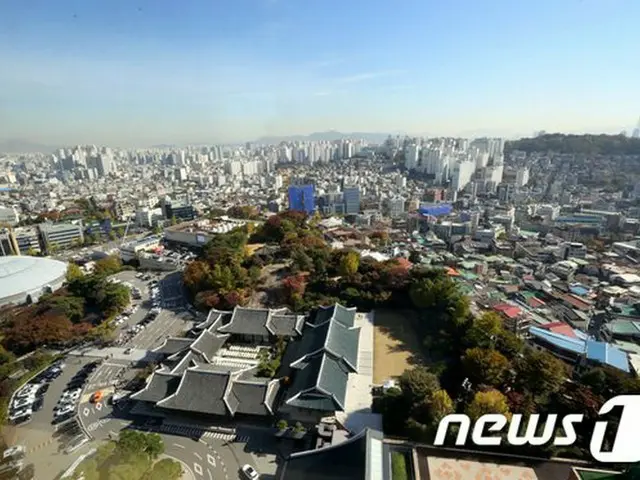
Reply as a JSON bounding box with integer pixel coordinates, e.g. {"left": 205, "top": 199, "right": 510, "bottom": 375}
{"left": 253, "top": 130, "right": 402, "bottom": 145}
{"left": 0, "top": 139, "right": 56, "bottom": 154}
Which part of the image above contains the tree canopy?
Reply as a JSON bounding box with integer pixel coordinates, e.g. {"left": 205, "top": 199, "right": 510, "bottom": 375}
{"left": 506, "top": 133, "right": 640, "bottom": 155}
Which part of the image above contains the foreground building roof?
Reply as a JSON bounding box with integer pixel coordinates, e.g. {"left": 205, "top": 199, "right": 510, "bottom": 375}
{"left": 278, "top": 428, "right": 385, "bottom": 480}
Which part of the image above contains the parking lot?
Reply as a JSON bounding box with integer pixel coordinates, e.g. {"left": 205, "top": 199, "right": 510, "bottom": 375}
{"left": 104, "top": 270, "right": 195, "bottom": 351}
{"left": 7, "top": 358, "right": 97, "bottom": 479}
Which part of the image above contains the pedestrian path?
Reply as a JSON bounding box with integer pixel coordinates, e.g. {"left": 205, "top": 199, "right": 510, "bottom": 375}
{"left": 156, "top": 424, "right": 249, "bottom": 443}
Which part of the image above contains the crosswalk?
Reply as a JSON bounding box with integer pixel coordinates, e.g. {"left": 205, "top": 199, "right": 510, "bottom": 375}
{"left": 156, "top": 424, "right": 249, "bottom": 443}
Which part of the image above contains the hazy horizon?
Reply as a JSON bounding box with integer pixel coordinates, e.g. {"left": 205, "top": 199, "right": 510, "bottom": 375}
{"left": 1, "top": 0, "right": 639, "bottom": 147}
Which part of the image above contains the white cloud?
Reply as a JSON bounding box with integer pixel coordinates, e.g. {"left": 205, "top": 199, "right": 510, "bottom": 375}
{"left": 334, "top": 70, "right": 406, "bottom": 84}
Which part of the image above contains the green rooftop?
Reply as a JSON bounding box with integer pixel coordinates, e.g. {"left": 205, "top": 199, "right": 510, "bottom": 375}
{"left": 576, "top": 468, "right": 622, "bottom": 480}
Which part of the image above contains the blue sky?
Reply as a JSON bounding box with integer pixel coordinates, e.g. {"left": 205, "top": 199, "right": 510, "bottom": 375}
{"left": 1, "top": 0, "right": 639, "bottom": 146}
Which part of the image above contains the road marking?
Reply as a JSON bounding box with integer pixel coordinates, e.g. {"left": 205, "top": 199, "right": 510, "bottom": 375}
{"left": 194, "top": 452, "right": 202, "bottom": 460}
{"left": 173, "top": 443, "right": 185, "bottom": 449}
{"left": 208, "top": 470, "right": 212, "bottom": 480}
{"left": 207, "top": 454, "right": 216, "bottom": 467}
{"left": 194, "top": 463, "right": 203, "bottom": 476}
{"left": 95, "top": 402, "right": 103, "bottom": 411}
{"left": 83, "top": 408, "right": 90, "bottom": 417}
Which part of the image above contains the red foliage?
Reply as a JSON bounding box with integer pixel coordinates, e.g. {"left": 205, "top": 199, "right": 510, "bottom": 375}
{"left": 3, "top": 313, "right": 74, "bottom": 353}
{"left": 71, "top": 322, "right": 93, "bottom": 336}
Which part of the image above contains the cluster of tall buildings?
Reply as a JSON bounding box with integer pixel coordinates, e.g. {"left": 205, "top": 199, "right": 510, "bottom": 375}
{"left": 403, "top": 137, "right": 509, "bottom": 195}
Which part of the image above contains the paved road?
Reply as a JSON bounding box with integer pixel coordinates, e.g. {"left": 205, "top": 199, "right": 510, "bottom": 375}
{"left": 125, "top": 309, "right": 194, "bottom": 350}
{"left": 77, "top": 396, "right": 253, "bottom": 480}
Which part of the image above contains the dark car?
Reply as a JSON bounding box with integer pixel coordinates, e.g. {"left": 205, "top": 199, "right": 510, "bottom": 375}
{"left": 66, "top": 380, "right": 84, "bottom": 389}
{"left": 37, "top": 384, "right": 50, "bottom": 395}
{"left": 31, "top": 398, "right": 44, "bottom": 412}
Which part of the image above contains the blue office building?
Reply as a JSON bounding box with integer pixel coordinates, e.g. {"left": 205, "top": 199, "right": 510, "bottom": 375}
{"left": 288, "top": 185, "right": 315, "bottom": 214}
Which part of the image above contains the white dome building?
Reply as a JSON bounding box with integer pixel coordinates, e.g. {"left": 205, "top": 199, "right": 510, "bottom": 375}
{"left": 0, "top": 256, "right": 68, "bottom": 306}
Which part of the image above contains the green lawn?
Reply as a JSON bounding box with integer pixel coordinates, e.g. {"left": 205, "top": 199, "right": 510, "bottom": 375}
{"left": 391, "top": 451, "right": 409, "bottom": 480}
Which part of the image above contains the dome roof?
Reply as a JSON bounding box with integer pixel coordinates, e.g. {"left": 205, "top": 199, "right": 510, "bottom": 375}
{"left": 0, "top": 256, "right": 68, "bottom": 302}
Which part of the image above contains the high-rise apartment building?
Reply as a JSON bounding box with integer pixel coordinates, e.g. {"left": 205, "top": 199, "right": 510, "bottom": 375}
{"left": 343, "top": 186, "right": 361, "bottom": 215}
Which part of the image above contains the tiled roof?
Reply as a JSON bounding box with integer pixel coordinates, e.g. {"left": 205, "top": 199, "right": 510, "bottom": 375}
{"left": 230, "top": 379, "right": 280, "bottom": 416}
{"left": 157, "top": 367, "right": 233, "bottom": 415}
{"left": 217, "top": 306, "right": 298, "bottom": 338}
{"left": 219, "top": 307, "right": 271, "bottom": 336}
{"left": 267, "top": 314, "right": 305, "bottom": 337}
{"left": 311, "top": 303, "right": 357, "bottom": 328}
{"left": 286, "top": 353, "right": 350, "bottom": 412}
{"left": 130, "top": 371, "right": 181, "bottom": 403}
{"left": 190, "top": 330, "right": 229, "bottom": 362}
{"left": 152, "top": 338, "right": 194, "bottom": 356}
{"left": 325, "top": 319, "right": 360, "bottom": 370}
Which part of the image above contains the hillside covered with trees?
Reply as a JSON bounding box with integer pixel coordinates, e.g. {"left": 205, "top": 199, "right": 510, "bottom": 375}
{"left": 506, "top": 133, "right": 640, "bottom": 155}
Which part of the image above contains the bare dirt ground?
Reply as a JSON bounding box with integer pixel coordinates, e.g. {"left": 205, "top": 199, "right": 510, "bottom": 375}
{"left": 247, "top": 262, "right": 290, "bottom": 308}
{"left": 373, "top": 309, "right": 425, "bottom": 384}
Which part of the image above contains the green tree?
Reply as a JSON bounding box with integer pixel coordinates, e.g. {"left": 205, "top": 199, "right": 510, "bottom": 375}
{"left": 93, "top": 255, "right": 123, "bottom": 277}
{"left": 399, "top": 366, "right": 440, "bottom": 405}
{"left": 464, "top": 312, "right": 503, "bottom": 349}
{"left": 66, "top": 263, "right": 84, "bottom": 283}
{"left": 339, "top": 250, "right": 360, "bottom": 277}
{"left": 170, "top": 216, "right": 178, "bottom": 225}
{"left": 409, "top": 274, "right": 470, "bottom": 323}
{"left": 466, "top": 389, "right": 511, "bottom": 421}
{"left": 461, "top": 347, "right": 509, "bottom": 387}
{"left": 515, "top": 349, "right": 567, "bottom": 398}
{"left": 142, "top": 458, "right": 182, "bottom": 480}
{"left": 428, "top": 389, "right": 454, "bottom": 424}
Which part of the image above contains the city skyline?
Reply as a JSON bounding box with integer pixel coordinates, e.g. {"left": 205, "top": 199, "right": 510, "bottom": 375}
{"left": 1, "top": 0, "right": 640, "bottom": 147}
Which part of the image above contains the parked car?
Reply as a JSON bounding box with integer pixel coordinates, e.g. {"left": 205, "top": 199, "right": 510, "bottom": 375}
{"left": 12, "top": 397, "right": 36, "bottom": 410}
{"left": 90, "top": 391, "right": 103, "bottom": 403}
{"left": 241, "top": 464, "right": 260, "bottom": 479}
{"left": 9, "top": 409, "right": 32, "bottom": 425}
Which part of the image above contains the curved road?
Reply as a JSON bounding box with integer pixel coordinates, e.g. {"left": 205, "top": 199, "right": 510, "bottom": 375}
{"left": 79, "top": 397, "right": 251, "bottom": 480}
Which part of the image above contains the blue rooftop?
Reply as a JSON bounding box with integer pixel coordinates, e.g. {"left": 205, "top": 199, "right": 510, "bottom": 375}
{"left": 585, "top": 340, "right": 630, "bottom": 373}
{"left": 529, "top": 326, "right": 586, "bottom": 354}
{"left": 529, "top": 327, "right": 630, "bottom": 372}
{"left": 569, "top": 285, "right": 589, "bottom": 296}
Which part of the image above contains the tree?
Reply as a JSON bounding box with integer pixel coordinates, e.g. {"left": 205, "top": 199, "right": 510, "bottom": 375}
{"left": 170, "top": 216, "right": 178, "bottom": 225}
{"left": 66, "top": 263, "right": 84, "bottom": 283}
{"left": 142, "top": 458, "right": 182, "bottom": 480}
{"left": 515, "top": 349, "right": 567, "bottom": 398}
{"left": 464, "top": 312, "right": 503, "bottom": 349}
{"left": 93, "top": 255, "right": 123, "bottom": 277}
{"left": 461, "top": 347, "right": 509, "bottom": 387}
{"left": 409, "top": 274, "right": 470, "bottom": 323}
{"left": 116, "top": 430, "right": 164, "bottom": 460}
{"left": 428, "top": 389, "right": 454, "bottom": 424}
{"left": 466, "top": 389, "right": 511, "bottom": 421}
{"left": 399, "top": 366, "right": 440, "bottom": 405}
{"left": 339, "top": 250, "right": 360, "bottom": 277}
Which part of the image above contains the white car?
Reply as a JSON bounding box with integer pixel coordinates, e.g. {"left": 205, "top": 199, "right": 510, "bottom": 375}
{"left": 12, "top": 396, "right": 36, "bottom": 410}
{"left": 241, "top": 464, "right": 259, "bottom": 479}
{"left": 9, "top": 408, "right": 32, "bottom": 423}
{"left": 15, "top": 385, "right": 40, "bottom": 399}
{"left": 55, "top": 405, "right": 75, "bottom": 417}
